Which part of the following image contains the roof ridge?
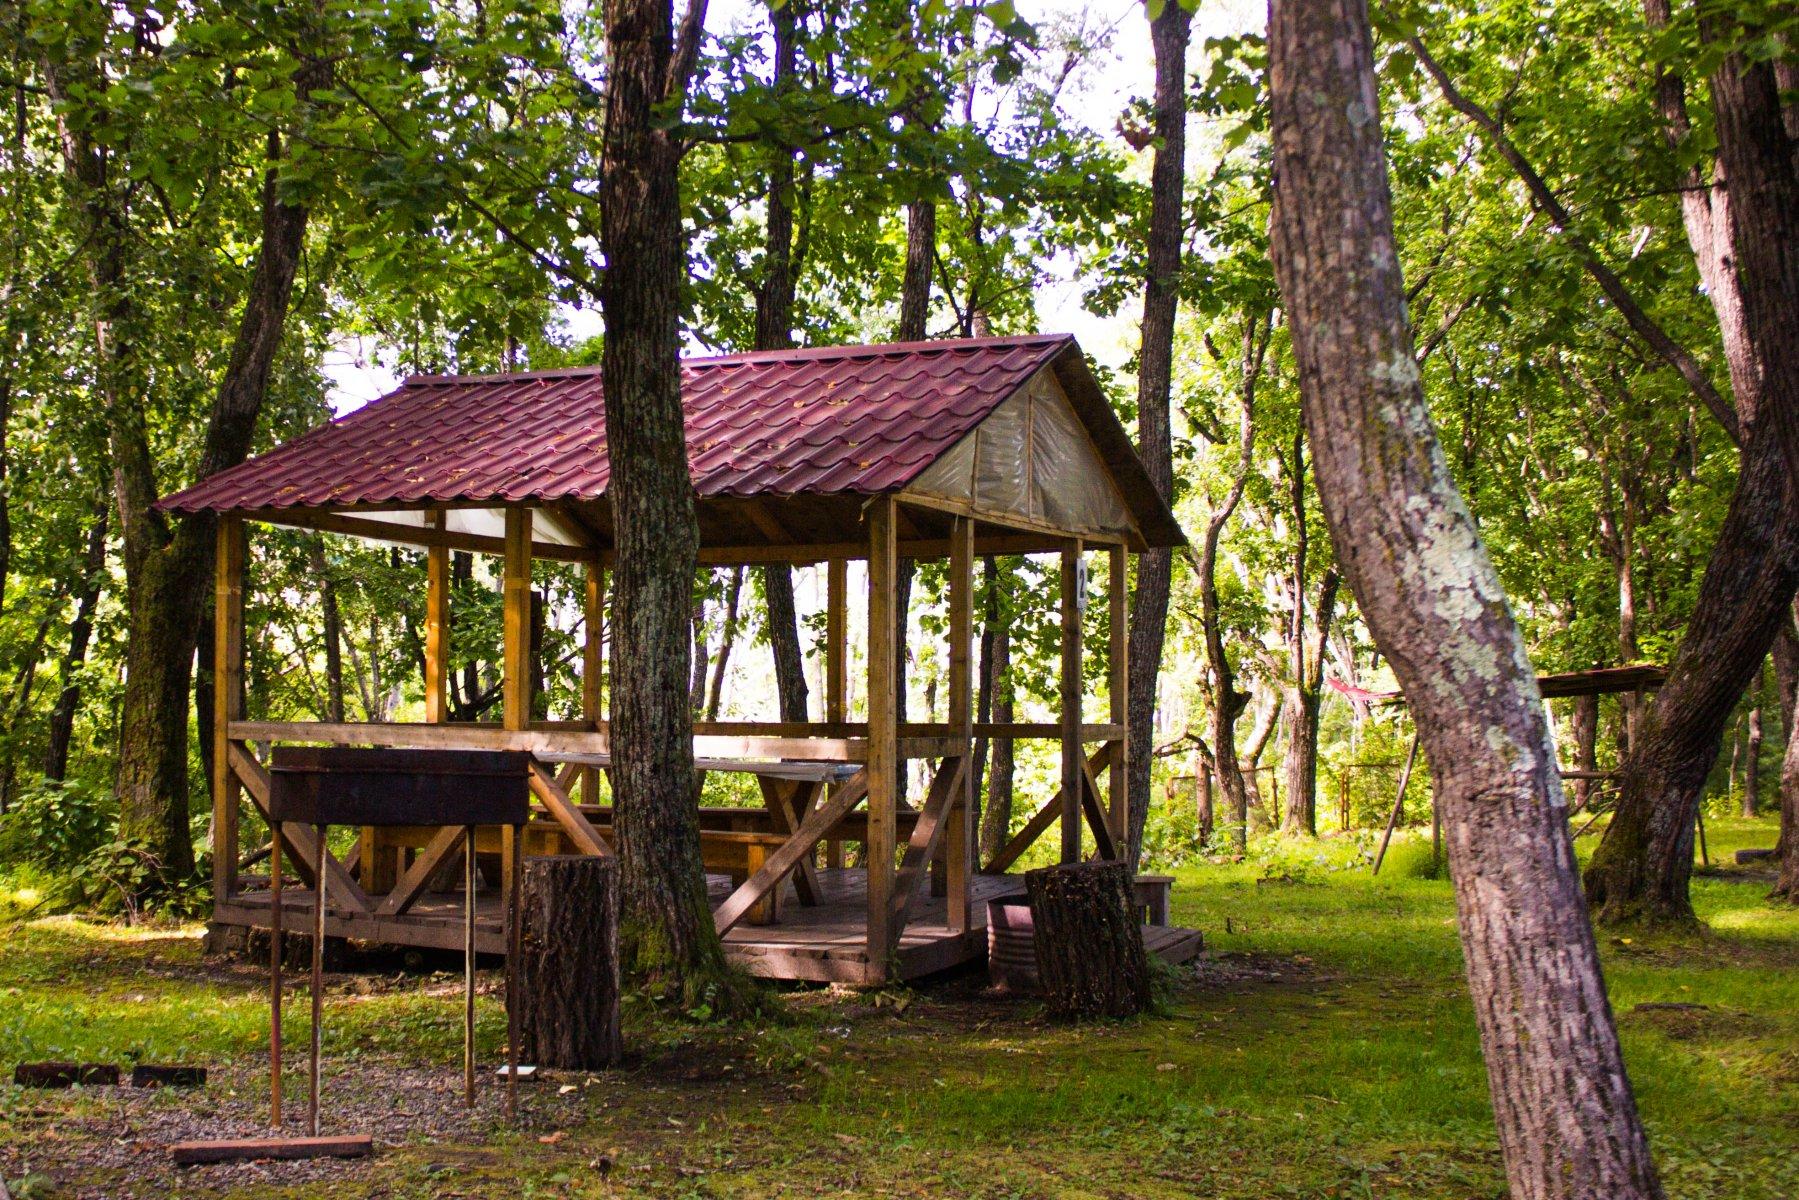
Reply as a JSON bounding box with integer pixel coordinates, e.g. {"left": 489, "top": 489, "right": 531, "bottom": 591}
{"left": 401, "top": 334, "right": 1072, "bottom": 387}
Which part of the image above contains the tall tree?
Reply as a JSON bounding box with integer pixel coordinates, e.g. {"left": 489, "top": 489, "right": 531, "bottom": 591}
{"left": 601, "top": 0, "right": 752, "bottom": 1009}
{"left": 1582, "top": 0, "right": 1799, "bottom": 924}
{"left": 755, "top": 0, "right": 810, "bottom": 725}
{"left": 1124, "top": 0, "right": 1192, "bottom": 866}
{"left": 42, "top": 498, "right": 107, "bottom": 781}
{"left": 1267, "top": 1, "right": 1661, "bottom": 1196}
{"left": 39, "top": 5, "right": 328, "bottom": 878}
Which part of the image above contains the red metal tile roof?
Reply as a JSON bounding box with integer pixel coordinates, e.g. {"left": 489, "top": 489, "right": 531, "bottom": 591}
{"left": 159, "top": 335, "right": 1080, "bottom": 514}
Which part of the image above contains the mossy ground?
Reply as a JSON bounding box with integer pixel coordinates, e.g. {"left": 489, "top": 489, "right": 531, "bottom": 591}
{"left": 1, "top": 816, "right": 1794, "bottom": 1198}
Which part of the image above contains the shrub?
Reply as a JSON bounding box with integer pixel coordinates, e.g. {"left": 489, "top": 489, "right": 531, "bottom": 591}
{"left": 0, "top": 778, "right": 115, "bottom": 870}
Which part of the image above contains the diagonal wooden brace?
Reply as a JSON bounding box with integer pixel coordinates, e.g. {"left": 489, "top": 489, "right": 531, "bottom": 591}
{"left": 528, "top": 759, "right": 611, "bottom": 857}
{"left": 376, "top": 825, "right": 467, "bottom": 917}
{"left": 714, "top": 770, "right": 868, "bottom": 936}
{"left": 228, "top": 742, "right": 373, "bottom": 914}
{"left": 886, "top": 756, "right": 968, "bottom": 943}
{"left": 757, "top": 777, "right": 821, "bottom": 905}
{"left": 1080, "top": 757, "right": 1120, "bottom": 862}
{"left": 983, "top": 742, "right": 1117, "bottom": 874}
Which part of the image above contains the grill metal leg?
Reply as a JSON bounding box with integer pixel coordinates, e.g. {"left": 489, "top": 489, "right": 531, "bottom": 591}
{"left": 269, "top": 832, "right": 282, "bottom": 1128}
{"left": 465, "top": 824, "right": 477, "bottom": 1108}
{"left": 309, "top": 823, "right": 326, "bottom": 1137}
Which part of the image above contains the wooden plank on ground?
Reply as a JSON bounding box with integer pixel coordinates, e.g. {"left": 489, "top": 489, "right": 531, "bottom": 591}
{"left": 169, "top": 1135, "right": 374, "bottom": 1165}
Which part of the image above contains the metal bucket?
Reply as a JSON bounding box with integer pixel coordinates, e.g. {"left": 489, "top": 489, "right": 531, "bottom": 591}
{"left": 986, "top": 895, "right": 1038, "bottom": 992}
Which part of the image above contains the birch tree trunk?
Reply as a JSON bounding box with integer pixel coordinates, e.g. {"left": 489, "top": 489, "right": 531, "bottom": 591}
{"left": 1267, "top": 3, "right": 1662, "bottom": 1196}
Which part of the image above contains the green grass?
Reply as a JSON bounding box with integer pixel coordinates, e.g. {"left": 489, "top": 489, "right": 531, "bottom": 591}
{"left": 1, "top": 817, "right": 1794, "bottom": 1198}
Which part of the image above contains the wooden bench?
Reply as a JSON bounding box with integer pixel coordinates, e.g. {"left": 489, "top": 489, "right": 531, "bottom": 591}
{"left": 1134, "top": 874, "right": 1174, "bottom": 926}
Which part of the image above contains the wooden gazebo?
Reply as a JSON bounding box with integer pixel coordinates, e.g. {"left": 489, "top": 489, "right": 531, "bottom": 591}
{"left": 161, "top": 334, "right": 1189, "bottom": 985}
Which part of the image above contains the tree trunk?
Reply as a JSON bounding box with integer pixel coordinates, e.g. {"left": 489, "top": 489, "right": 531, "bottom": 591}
{"left": 1570, "top": 693, "right": 1599, "bottom": 809}
{"left": 43, "top": 501, "right": 108, "bottom": 781}
{"left": 979, "top": 614, "right": 1013, "bottom": 864}
{"left": 897, "top": 197, "right": 934, "bottom": 342}
{"left": 310, "top": 540, "right": 346, "bottom": 723}
{"left": 1589, "top": 0, "right": 1799, "bottom": 927}
{"left": 754, "top": 0, "right": 810, "bottom": 724}
{"left": 516, "top": 855, "right": 622, "bottom": 1069}
{"left": 1695, "top": 5, "right": 1799, "bottom": 495}
{"left": 1123, "top": 0, "right": 1192, "bottom": 868}
{"left": 1776, "top": 617, "right": 1799, "bottom": 902}
{"left": 601, "top": 0, "right": 750, "bottom": 1010}
{"left": 761, "top": 566, "right": 808, "bottom": 721}
{"left": 1282, "top": 564, "right": 1340, "bottom": 837}
{"left": 704, "top": 565, "right": 743, "bottom": 721}
{"left": 1267, "top": 4, "right": 1662, "bottom": 1197}
{"left": 1744, "top": 703, "right": 1763, "bottom": 818}
{"left": 1585, "top": 431, "right": 1799, "bottom": 925}
{"left": 42, "top": 32, "right": 323, "bottom": 880}
{"left": 1023, "top": 861, "right": 1150, "bottom": 1020}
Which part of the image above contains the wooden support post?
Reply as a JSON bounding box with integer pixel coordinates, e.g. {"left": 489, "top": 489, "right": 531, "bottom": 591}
{"left": 503, "top": 508, "right": 533, "bottom": 733}
{"left": 213, "top": 517, "right": 246, "bottom": 902}
{"left": 425, "top": 510, "right": 450, "bottom": 724}
{"left": 825, "top": 558, "right": 847, "bottom": 869}
{"left": 1059, "top": 542, "right": 1084, "bottom": 864}
{"left": 945, "top": 516, "right": 974, "bottom": 931}
{"left": 866, "top": 501, "right": 899, "bottom": 975}
{"left": 1107, "top": 545, "right": 1128, "bottom": 856}
{"left": 581, "top": 566, "right": 605, "bottom": 805}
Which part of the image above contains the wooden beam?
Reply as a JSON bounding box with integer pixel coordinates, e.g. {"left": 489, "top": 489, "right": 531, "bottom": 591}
{"left": 944, "top": 515, "right": 974, "bottom": 930}
{"left": 887, "top": 757, "right": 967, "bottom": 941}
{"left": 895, "top": 489, "right": 1136, "bottom": 550}
{"left": 528, "top": 760, "right": 611, "bottom": 858}
{"left": 824, "top": 557, "right": 848, "bottom": 870}
{"left": 757, "top": 777, "right": 820, "bottom": 904}
{"left": 865, "top": 498, "right": 899, "bottom": 979}
{"left": 424, "top": 510, "right": 450, "bottom": 724}
{"left": 826, "top": 560, "right": 847, "bottom": 723}
{"left": 1060, "top": 543, "right": 1084, "bottom": 863}
{"left": 984, "top": 742, "right": 1117, "bottom": 875}
{"left": 227, "top": 720, "right": 890, "bottom": 762}
{"left": 741, "top": 499, "right": 794, "bottom": 543}
{"left": 1080, "top": 755, "right": 1119, "bottom": 862}
{"left": 1108, "top": 545, "right": 1129, "bottom": 849}
{"left": 227, "top": 743, "right": 372, "bottom": 913}
{"left": 242, "top": 506, "right": 596, "bottom": 563}
{"left": 695, "top": 531, "right": 1065, "bottom": 566}
{"left": 713, "top": 771, "right": 868, "bottom": 935}
{"left": 503, "top": 508, "right": 533, "bottom": 732}
{"left": 212, "top": 517, "right": 246, "bottom": 902}
{"left": 375, "top": 825, "right": 466, "bottom": 917}
{"left": 582, "top": 566, "right": 605, "bottom": 804}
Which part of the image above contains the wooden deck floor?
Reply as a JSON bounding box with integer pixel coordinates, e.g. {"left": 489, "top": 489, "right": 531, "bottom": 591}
{"left": 213, "top": 868, "right": 1199, "bottom": 985}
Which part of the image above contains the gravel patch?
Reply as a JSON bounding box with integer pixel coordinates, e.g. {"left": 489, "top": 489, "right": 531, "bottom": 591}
{"left": 0, "top": 1059, "right": 595, "bottom": 1199}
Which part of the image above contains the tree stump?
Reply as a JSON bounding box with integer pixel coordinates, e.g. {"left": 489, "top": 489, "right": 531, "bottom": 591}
{"left": 1023, "top": 861, "right": 1150, "bottom": 1019}
{"left": 515, "top": 855, "right": 622, "bottom": 1069}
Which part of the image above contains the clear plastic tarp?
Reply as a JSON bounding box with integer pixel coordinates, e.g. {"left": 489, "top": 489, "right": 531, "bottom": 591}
{"left": 908, "top": 368, "right": 1135, "bottom": 538}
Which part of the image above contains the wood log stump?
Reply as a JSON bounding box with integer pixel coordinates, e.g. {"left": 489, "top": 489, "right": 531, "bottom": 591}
{"left": 1023, "top": 861, "right": 1151, "bottom": 1019}
{"left": 515, "top": 855, "right": 621, "bottom": 1069}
